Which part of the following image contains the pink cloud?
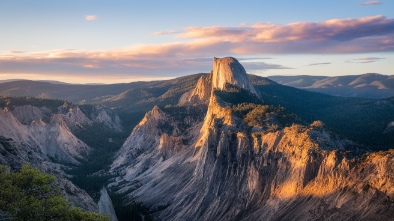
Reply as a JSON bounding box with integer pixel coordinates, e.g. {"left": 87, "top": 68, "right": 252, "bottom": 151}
{"left": 177, "top": 15, "right": 394, "bottom": 44}
{"left": 357, "top": 1, "right": 383, "bottom": 6}
{"left": 0, "top": 15, "right": 393, "bottom": 80}
{"left": 85, "top": 15, "right": 98, "bottom": 21}
{"left": 154, "top": 30, "right": 180, "bottom": 35}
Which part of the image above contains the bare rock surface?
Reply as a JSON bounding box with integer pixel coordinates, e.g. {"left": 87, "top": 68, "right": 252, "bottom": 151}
{"left": 212, "top": 57, "right": 258, "bottom": 96}
{"left": 109, "top": 57, "right": 394, "bottom": 220}
{"left": 98, "top": 187, "right": 118, "bottom": 221}
{"left": 0, "top": 106, "right": 97, "bottom": 211}
{"left": 179, "top": 73, "right": 212, "bottom": 106}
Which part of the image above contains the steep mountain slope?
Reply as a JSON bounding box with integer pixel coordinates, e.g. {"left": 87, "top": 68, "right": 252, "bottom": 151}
{"left": 0, "top": 106, "right": 98, "bottom": 211}
{"left": 255, "top": 83, "right": 394, "bottom": 149}
{"left": 268, "top": 73, "right": 394, "bottom": 99}
{"left": 110, "top": 57, "right": 394, "bottom": 221}
{"left": 0, "top": 97, "right": 125, "bottom": 212}
{"left": 0, "top": 75, "right": 204, "bottom": 137}
{"left": 0, "top": 105, "right": 91, "bottom": 165}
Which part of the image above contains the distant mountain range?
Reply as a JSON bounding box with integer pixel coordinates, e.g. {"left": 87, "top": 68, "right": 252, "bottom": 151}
{"left": 1, "top": 74, "right": 393, "bottom": 150}
{"left": 0, "top": 75, "right": 203, "bottom": 110}
{"left": 109, "top": 57, "right": 394, "bottom": 220}
{"left": 1, "top": 60, "right": 394, "bottom": 220}
{"left": 268, "top": 73, "right": 394, "bottom": 99}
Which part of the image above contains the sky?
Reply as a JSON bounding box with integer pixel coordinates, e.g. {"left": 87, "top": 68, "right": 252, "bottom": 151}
{"left": 0, "top": 0, "right": 393, "bottom": 84}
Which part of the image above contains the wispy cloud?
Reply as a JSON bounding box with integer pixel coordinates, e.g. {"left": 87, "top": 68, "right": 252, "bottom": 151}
{"left": 154, "top": 30, "right": 180, "bottom": 35}
{"left": 238, "top": 57, "right": 274, "bottom": 61}
{"left": 357, "top": 0, "right": 383, "bottom": 6}
{"left": 177, "top": 15, "right": 394, "bottom": 45}
{"left": 0, "top": 16, "right": 393, "bottom": 81}
{"left": 307, "top": 62, "right": 331, "bottom": 66}
{"left": 9, "top": 51, "right": 25, "bottom": 54}
{"left": 85, "top": 15, "right": 98, "bottom": 21}
{"left": 242, "top": 62, "right": 291, "bottom": 70}
{"left": 346, "top": 57, "right": 385, "bottom": 63}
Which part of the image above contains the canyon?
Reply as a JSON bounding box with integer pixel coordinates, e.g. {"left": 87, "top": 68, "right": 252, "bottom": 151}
{"left": 0, "top": 57, "right": 393, "bottom": 220}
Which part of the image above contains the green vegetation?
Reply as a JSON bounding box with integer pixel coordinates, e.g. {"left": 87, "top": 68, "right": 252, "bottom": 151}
{"left": 229, "top": 103, "right": 300, "bottom": 132}
{"left": 67, "top": 122, "right": 129, "bottom": 201}
{"left": 0, "top": 164, "right": 109, "bottom": 221}
{"left": 101, "top": 73, "right": 205, "bottom": 113}
{"left": 109, "top": 193, "right": 153, "bottom": 221}
{"left": 0, "top": 96, "right": 66, "bottom": 112}
{"left": 214, "top": 84, "right": 263, "bottom": 105}
{"left": 160, "top": 104, "right": 207, "bottom": 135}
{"left": 213, "top": 84, "right": 300, "bottom": 132}
{"left": 256, "top": 84, "right": 394, "bottom": 150}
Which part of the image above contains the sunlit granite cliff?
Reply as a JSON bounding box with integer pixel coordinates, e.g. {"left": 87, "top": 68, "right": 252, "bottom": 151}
{"left": 110, "top": 57, "right": 394, "bottom": 221}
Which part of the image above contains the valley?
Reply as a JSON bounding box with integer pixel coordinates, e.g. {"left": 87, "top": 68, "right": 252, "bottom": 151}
{"left": 0, "top": 57, "right": 393, "bottom": 221}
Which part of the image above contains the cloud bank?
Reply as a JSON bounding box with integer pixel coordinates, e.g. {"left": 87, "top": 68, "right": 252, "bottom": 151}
{"left": 1, "top": 15, "right": 393, "bottom": 82}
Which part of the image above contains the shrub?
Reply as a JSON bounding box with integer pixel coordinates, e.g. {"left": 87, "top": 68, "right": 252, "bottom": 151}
{"left": 0, "top": 164, "right": 109, "bottom": 221}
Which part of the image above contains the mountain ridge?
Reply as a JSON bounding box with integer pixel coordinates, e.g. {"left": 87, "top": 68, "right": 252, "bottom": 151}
{"left": 268, "top": 73, "right": 394, "bottom": 98}
{"left": 1, "top": 58, "right": 394, "bottom": 220}
{"left": 109, "top": 57, "right": 394, "bottom": 220}
{"left": 0, "top": 97, "right": 126, "bottom": 214}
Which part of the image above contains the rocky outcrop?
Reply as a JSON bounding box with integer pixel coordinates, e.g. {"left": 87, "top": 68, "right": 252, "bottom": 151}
{"left": 111, "top": 105, "right": 205, "bottom": 178}
{"left": 90, "top": 107, "right": 123, "bottom": 132}
{"left": 2, "top": 103, "right": 124, "bottom": 165}
{"left": 98, "top": 187, "right": 118, "bottom": 221}
{"left": 0, "top": 108, "right": 43, "bottom": 169}
{"left": 12, "top": 105, "right": 49, "bottom": 125}
{"left": 179, "top": 73, "right": 212, "bottom": 106}
{"left": 0, "top": 107, "right": 98, "bottom": 212}
{"left": 29, "top": 114, "right": 91, "bottom": 164}
{"left": 179, "top": 57, "right": 259, "bottom": 106}
{"left": 0, "top": 106, "right": 91, "bottom": 165}
{"left": 57, "top": 103, "right": 123, "bottom": 131}
{"left": 212, "top": 57, "right": 258, "bottom": 96}
{"left": 58, "top": 176, "right": 99, "bottom": 212}
{"left": 110, "top": 57, "right": 394, "bottom": 221}
{"left": 112, "top": 106, "right": 166, "bottom": 170}
{"left": 58, "top": 103, "right": 93, "bottom": 130}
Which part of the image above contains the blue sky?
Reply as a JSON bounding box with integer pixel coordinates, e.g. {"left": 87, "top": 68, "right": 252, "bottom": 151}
{"left": 0, "top": 0, "right": 393, "bottom": 83}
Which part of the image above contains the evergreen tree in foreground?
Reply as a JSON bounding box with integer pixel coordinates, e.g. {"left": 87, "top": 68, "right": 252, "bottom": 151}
{"left": 0, "top": 164, "right": 109, "bottom": 221}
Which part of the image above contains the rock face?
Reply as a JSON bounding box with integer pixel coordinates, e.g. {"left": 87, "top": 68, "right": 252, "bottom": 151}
{"left": 58, "top": 103, "right": 93, "bottom": 130}
{"left": 179, "top": 57, "right": 258, "bottom": 106}
{"left": 110, "top": 57, "right": 394, "bottom": 221}
{"left": 90, "top": 107, "right": 123, "bottom": 132}
{"left": 0, "top": 108, "right": 43, "bottom": 169}
{"left": 212, "top": 57, "right": 258, "bottom": 96}
{"left": 98, "top": 187, "right": 118, "bottom": 221}
{"left": 30, "top": 114, "right": 91, "bottom": 164}
{"left": 179, "top": 73, "right": 212, "bottom": 105}
{"left": 57, "top": 103, "right": 123, "bottom": 131}
{"left": 0, "top": 106, "right": 92, "bottom": 165}
{"left": 0, "top": 105, "right": 101, "bottom": 212}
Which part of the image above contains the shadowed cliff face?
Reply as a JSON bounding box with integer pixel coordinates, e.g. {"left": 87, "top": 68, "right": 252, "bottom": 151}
{"left": 110, "top": 57, "right": 394, "bottom": 221}
{"left": 0, "top": 106, "right": 98, "bottom": 211}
